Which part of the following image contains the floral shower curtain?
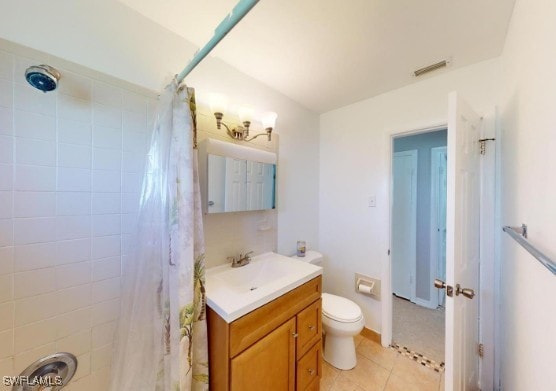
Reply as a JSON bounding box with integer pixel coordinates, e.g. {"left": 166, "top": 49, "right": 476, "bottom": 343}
{"left": 110, "top": 80, "right": 209, "bottom": 391}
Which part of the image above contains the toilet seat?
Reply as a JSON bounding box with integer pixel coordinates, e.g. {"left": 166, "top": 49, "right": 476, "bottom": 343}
{"left": 322, "top": 293, "right": 362, "bottom": 323}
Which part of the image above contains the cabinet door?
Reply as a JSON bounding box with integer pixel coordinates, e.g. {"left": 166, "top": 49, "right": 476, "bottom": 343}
{"left": 297, "top": 299, "right": 322, "bottom": 359}
{"left": 231, "top": 318, "right": 296, "bottom": 391}
{"left": 297, "top": 341, "right": 322, "bottom": 390}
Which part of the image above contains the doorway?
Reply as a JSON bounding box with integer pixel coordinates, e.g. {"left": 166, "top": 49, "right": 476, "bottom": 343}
{"left": 390, "top": 129, "right": 447, "bottom": 365}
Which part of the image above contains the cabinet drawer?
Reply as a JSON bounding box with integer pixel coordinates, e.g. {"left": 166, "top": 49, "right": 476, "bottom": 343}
{"left": 296, "top": 341, "right": 322, "bottom": 390}
{"left": 296, "top": 298, "right": 322, "bottom": 359}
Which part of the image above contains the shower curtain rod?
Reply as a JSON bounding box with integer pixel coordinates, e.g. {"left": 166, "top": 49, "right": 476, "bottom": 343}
{"left": 176, "top": 0, "right": 260, "bottom": 83}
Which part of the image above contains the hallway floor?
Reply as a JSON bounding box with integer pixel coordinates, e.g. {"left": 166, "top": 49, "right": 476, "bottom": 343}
{"left": 392, "top": 295, "right": 445, "bottom": 364}
{"left": 321, "top": 334, "right": 444, "bottom": 391}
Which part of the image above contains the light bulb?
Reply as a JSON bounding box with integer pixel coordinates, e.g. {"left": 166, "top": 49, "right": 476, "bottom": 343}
{"left": 209, "top": 93, "right": 228, "bottom": 114}
{"left": 261, "top": 111, "right": 278, "bottom": 129}
{"left": 238, "top": 105, "right": 254, "bottom": 123}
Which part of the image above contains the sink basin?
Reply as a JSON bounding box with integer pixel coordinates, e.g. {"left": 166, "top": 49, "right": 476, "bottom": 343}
{"left": 206, "top": 252, "right": 322, "bottom": 323}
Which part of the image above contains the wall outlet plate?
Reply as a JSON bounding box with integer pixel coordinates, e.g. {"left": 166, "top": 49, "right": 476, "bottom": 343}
{"left": 355, "top": 272, "right": 381, "bottom": 300}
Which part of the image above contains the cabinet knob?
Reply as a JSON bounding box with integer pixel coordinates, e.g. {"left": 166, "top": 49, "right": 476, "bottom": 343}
{"left": 292, "top": 333, "right": 298, "bottom": 338}
{"left": 308, "top": 368, "right": 315, "bottom": 375}
{"left": 308, "top": 325, "right": 315, "bottom": 330}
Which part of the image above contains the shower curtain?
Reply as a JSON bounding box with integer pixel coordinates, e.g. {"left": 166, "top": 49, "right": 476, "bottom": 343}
{"left": 110, "top": 80, "right": 209, "bottom": 391}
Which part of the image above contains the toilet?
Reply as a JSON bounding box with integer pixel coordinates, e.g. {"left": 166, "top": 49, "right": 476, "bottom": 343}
{"left": 291, "top": 251, "right": 365, "bottom": 370}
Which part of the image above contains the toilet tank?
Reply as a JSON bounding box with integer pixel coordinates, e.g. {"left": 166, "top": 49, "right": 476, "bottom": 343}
{"left": 291, "top": 250, "right": 324, "bottom": 266}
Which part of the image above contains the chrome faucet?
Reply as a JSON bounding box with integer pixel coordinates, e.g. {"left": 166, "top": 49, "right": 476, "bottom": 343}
{"left": 229, "top": 251, "right": 253, "bottom": 268}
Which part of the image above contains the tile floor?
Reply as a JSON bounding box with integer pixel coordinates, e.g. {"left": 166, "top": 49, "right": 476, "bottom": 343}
{"left": 321, "top": 334, "right": 445, "bottom": 391}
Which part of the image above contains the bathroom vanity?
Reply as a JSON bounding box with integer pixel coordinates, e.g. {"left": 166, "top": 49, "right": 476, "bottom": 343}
{"left": 206, "top": 252, "right": 323, "bottom": 390}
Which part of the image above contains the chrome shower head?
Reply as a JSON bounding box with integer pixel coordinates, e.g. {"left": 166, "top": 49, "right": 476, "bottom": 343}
{"left": 25, "top": 64, "right": 61, "bottom": 92}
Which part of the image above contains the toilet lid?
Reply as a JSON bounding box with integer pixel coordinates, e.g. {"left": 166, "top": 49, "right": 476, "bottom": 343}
{"left": 322, "top": 293, "right": 363, "bottom": 323}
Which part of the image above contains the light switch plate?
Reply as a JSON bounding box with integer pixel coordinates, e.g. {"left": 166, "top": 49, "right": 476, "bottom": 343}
{"left": 368, "top": 195, "right": 376, "bottom": 207}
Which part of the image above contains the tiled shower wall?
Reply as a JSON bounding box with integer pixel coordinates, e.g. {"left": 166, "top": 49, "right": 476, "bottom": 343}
{"left": 0, "top": 45, "right": 155, "bottom": 390}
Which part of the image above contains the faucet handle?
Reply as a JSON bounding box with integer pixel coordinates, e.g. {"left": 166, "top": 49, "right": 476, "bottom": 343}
{"left": 244, "top": 251, "right": 253, "bottom": 259}
{"left": 227, "top": 256, "right": 236, "bottom": 264}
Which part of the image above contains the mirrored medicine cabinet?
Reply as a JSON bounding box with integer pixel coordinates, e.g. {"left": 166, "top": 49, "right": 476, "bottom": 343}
{"left": 199, "top": 139, "right": 277, "bottom": 214}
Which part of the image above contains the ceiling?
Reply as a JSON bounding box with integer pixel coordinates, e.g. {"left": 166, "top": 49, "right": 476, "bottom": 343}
{"left": 118, "top": 0, "right": 516, "bottom": 113}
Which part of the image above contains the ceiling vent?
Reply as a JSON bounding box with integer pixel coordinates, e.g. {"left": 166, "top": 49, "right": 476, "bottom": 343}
{"left": 413, "top": 60, "right": 449, "bottom": 77}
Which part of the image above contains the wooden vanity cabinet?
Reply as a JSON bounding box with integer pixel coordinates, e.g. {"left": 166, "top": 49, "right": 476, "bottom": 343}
{"left": 208, "top": 276, "right": 322, "bottom": 391}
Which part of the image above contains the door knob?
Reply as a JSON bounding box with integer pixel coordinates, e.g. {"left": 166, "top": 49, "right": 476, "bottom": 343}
{"left": 455, "top": 284, "right": 475, "bottom": 299}
{"left": 434, "top": 279, "right": 454, "bottom": 297}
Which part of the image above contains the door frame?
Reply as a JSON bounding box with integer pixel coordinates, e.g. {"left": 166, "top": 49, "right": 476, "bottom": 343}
{"left": 429, "top": 146, "right": 448, "bottom": 310}
{"left": 382, "top": 123, "right": 447, "bottom": 348}
{"left": 392, "top": 150, "right": 418, "bottom": 303}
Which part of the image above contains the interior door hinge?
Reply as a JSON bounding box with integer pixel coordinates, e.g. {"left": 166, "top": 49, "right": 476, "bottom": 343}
{"left": 478, "top": 343, "right": 484, "bottom": 358}
{"left": 478, "top": 138, "right": 495, "bottom": 155}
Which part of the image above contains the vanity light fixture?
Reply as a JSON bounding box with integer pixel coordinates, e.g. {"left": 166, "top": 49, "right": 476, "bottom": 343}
{"left": 210, "top": 93, "right": 277, "bottom": 142}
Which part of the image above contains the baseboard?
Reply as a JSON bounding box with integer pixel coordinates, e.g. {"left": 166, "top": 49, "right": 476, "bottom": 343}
{"left": 413, "top": 297, "right": 437, "bottom": 310}
{"left": 360, "top": 327, "right": 381, "bottom": 344}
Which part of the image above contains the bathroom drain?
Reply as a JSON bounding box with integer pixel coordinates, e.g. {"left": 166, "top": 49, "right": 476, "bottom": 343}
{"left": 11, "top": 352, "right": 77, "bottom": 391}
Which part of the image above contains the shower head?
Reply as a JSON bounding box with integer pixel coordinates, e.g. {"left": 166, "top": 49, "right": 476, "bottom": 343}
{"left": 25, "top": 64, "right": 61, "bottom": 92}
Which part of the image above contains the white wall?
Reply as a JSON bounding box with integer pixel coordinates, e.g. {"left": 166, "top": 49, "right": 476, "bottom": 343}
{"left": 498, "top": 0, "right": 556, "bottom": 389}
{"left": 0, "top": 40, "right": 156, "bottom": 391}
{"left": 0, "top": 0, "right": 320, "bottom": 265}
{"left": 319, "top": 58, "right": 501, "bottom": 332}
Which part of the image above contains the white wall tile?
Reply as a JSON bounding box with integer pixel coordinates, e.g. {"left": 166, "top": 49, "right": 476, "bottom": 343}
{"left": 0, "top": 191, "right": 12, "bottom": 218}
{"left": 14, "top": 110, "right": 56, "bottom": 140}
{"left": 56, "top": 239, "right": 90, "bottom": 265}
{"left": 15, "top": 165, "right": 56, "bottom": 191}
{"left": 15, "top": 138, "right": 56, "bottom": 166}
{"left": 122, "top": 130, "right": 146, "bottom": 152}
{"left": 92, "top": 320, "right": 116, "bottom": 349}
{"left": 122, "top": 172, "right": 141, "bottom": 193}
{"left": 13, "top": 191, "right": 56, "bottom": 218}
{"left": 92, "top": 214, "right": 120, "bottom": 237}
{"left": 0, "top": 274, "right": 13, "bottom": 303}
{"left": 93, "top": 81, "right": 122, "bottom": 108}
{"left": 73, "top": 352, "right": 91, "bottom": 381}
{"left": 0, "top": 247, "right": 13, "bottom": 275}
{"left": 57, "top": 70, "right": 91, "bottom": 101}
{"left": 0, "top": 302, "right": 13, "bottom": 332}
{"left": 0, "top": 218, "right": 13, "bottom": 247}
{"left": 14, "top": 242, "right": 57, "bottom": 272}
{"left": 13, "top": 83, "right": 56, "bottom": 116}
{"left": 56, "top": 192, "right": 91, "bottom": 216}
{"left": 93, "top": 126, "right": 121, "bottom": 149}
{"left": 122, "top": 151, "right": 144, "bottom": 173}
{"left": 58, "top": 119, "right": 91, "bottom": 146}
{"left": 91, "top": 344, "right": 112, "bottom": 371}
{"left": 0, "top": 329, "right": 13, "bottom": 359}
{"left": 56, "top": 284, "right": 91, "bottom": 315}
{"left": 122, "top": 92, "right": 146, "bottom": 113}
{"left": 56, "top": 307, "right": 91, "bottom": 339}
{"left": 69, "top": 372, "right": 93, "bottom": 391}
{"left": 13, "top": 217, "right": 56, "bottom": 245}
{"left": 0, "top": 80, "right": 12, "bottom": 108}
{"left": 56, "top": 215, "right": 91, "bottom": 240}
{"left": 0, "top": 136, "right": 13, "bottom": 164}
{"left": 56, "top": 261, "right": 91, "bottom": 289}
{"left": 121, "top": 193, "right": 139, "bottom": 214}
{"left": 121, "top": 234, "right": 132, "bottom": 256}
{"left": 0, "top": 164, "right": 12, "bottom": 190}
{"left": 0, "top": 51, "right": 14, "bottom": 80}
{"left": 123, "top": 111, "right": 146, "bottom": 134}
{"left": 93, "top": 148, "right": 121, "bottom": 171}
{"left": 92, "top": 277, "right": 120, "bottom": 304}
{"left": 121, "top": 213, "right": 137, "bottom": 234}
{"left": 91, "top": 236, "right": 119, "bottom": 260}
{"left": 91, "top": 365, "right": 110, "bottom": 391}
{"left": 18, "top": 142, "right": 56, "bottom": 173}
{"left": 91, "top": 298, "right": 119, "bottom": 326}
{"left": 94, "top": 103, "right": 120, "bottom": 129}
{"left": 57, "top": 167, "right": 91, "bottom": 192}
{"left": 13, "top": 318, "right": 56, "bottom": 354}
{"left": 14, "top": 268, "right": 56, "bottom": 299}
{"left": 0, "top": 107, "right": 13, "bottom": 135}
{"left": 13, "top": 342, "right": 55, "bottom": 374}
{"left": 92, "top": 257, "right": 120, "bottom": 282}
{"left": 57, "top": 329, "right": 91, "bottom": 357}
{"left": 14, "top": 290, "right": 57, "bottom": 326}
{"left": 58, "top": 94, "right": 91, "bottom": 123}
{"left": 92, "top": 170, "right": 120, "bottom": 193}
{"left": 58, "top": 143, "right": 91, "bottom": 169}
{"left": 92, "top": 193, "right": 120, "bottom": 215}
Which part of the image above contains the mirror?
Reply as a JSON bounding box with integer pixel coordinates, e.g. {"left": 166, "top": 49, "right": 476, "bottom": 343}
{"left": 207, "top": 154, "right": 276, "bottom": 213}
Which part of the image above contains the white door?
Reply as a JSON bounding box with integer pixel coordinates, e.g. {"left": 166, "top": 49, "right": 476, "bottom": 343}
{"left": 445, "top": 92, "right": 481, "bottom": 391}
{"left": 391, "top": 150, "right": 417, "bottom": 302}
{"left": 430, "top": 146, "right": 448, "bottom": 308}
{"left": 225, "top": 157, "right": 246, "bottom": 212}
{"left": 246, "top": 161, "right": 264, "bottom": 210}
